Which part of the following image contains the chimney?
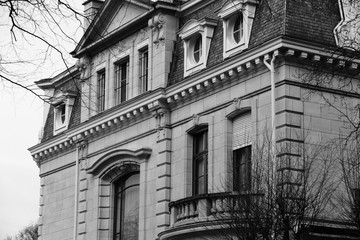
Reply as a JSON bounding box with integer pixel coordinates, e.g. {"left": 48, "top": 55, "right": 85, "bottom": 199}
{"left": 83, "top": 0, "right": 104, "bottom": 29}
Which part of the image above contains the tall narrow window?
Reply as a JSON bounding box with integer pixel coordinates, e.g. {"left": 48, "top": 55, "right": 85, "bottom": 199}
{"left": 115, "top": 60, "right": 129, "bottom": 104}
{"left": 232, "top": 112, "right": 252, "bottom": 192}
{"left": 139, "top": 48, "right": 148, "bottom": 93}
{"left": 193, "top": 130, "right": 208, "bottom": 195}
{"left": 233, "top": 15, "right": 243, "bottom": 44}
{"left": 114, "top": 173, "right": 140, "bottom": 240}
{"left": 97, "top": 70, "right": 106, "bottom": 112}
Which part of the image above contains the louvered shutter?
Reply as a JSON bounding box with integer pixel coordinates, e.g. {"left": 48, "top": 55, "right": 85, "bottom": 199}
{"left": 232, "top": 112, "right": 252, "bottom": 150}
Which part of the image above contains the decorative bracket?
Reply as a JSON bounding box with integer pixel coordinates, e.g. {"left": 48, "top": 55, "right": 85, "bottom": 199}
{"left": 148, "top": 13, "right": 166, "bottom": 47}
{"left": 75, "top": 56, "right": 91, "bottom": 83}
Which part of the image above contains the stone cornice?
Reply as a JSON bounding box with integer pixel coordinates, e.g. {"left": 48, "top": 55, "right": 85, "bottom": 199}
{"left": 29, "top": 88, "right": 166, "bottom": 163}
{"left": 30, "top": 37, "right": 360, "bottom": 163}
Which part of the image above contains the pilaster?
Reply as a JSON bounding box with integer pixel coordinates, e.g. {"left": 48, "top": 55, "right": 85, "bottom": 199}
{"left": 76, "top": 138, "right": 89, "bottom": 239}
{"left": 153, "top": 107, "right": 172, "bottom": 237}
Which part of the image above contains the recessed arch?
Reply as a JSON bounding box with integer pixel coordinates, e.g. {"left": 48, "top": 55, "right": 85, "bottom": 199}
{"left": 86, "top": 148, "right": 151, "bottom": 176}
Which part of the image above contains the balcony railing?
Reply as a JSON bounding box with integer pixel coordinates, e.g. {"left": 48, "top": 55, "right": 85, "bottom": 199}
{"left": 168, "top": 192, "right": 264, "bottom": 227}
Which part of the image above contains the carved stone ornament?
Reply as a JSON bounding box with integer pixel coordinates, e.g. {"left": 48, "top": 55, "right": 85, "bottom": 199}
{"left": 234, "top": 98, "right": 242, "bottom": 110}
{"left": 148, "top": 13, "right": 166, "bottom": 46}
{"left": 335, "top": 0, "right": 360, "bottom": 50}
{"left": 75, "top": 56, "right": 90, "bottom": 82}
{"left": 192, "top": 114, "right": 200, "bottom": 126}
{"left": 153, "top": 107, "right": 170, "bottom": 129}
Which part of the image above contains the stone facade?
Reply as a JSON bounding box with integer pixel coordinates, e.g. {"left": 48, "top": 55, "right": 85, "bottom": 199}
{"left": 29, "top": 0, "right": 360, "bottom": 239}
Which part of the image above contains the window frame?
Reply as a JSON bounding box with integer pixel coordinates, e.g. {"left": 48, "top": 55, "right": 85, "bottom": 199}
{"left": 113, "top": 172, "right": 140, "bottom": 240}
{"left": 233, "top": 145, "right": 251, "bottom": 192}
{"left": 97, "top": 69, "right": 106, "bottom": 112}
{"left": 219, "top": 0, "right": 258, "bottom": 59}
{"left": 179, "top": 18, "right": 217, "bottom": 77}
{"left": 51, "top": 90, "right": 76, "bottom": 135}
{"left": 229, "top": 110, "right": 252, "bottom": 192}
{"left": 192, "top": 35, "right": 202, "bottom": 64}
{"left": 139, "top": 47, "right": 149, "bottom": 93}
{"left": 54, "top": 103, "right": 66, "bottom": 130}
{"left": 114, "top": 58, "right": 129, "bottom": 105}
{"left": 232, "top": 14, "right": 244, "bottom": 44}
{"left": 193, "top": 129, "right": 208, "bottom": 196}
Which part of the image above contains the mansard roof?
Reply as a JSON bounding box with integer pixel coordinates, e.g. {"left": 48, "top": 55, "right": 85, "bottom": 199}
{"left": 72, "top": 0, "right": 340, "bottom": 58}
{"left": 170, "top": 0, "right": 340, "bottom": 84}
{"left": 36, "top": 0, "right": 342, "bottom": 145}
{"left": 250, "top": 0, "right": 339, "bottom": 48}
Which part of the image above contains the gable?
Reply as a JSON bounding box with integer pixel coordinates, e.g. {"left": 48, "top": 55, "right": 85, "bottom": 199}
{"left": 73, "top": 0, "right": 151, "bottom": 57}
{"left": 104, "top": 1, "right": 149, "bottom": 34}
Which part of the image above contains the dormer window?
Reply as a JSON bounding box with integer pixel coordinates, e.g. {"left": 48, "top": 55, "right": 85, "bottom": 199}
{"left": 51, "top": 90, "right": 77, "bottom": 135}
{"left": 179, "top": 18, "right": 217, "bottom": 77}
{"left": 219, "top": 0, "right": 258, "bottom": 59}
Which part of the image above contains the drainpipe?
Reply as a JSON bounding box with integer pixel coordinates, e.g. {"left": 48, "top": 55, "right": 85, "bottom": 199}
{"left": 73, "top": 138, "right": 80, "bottom": 240}
{"left": 263, "top": 53, "right": 277, "bottom": 239}
{"left": 263, "top": 53, "right": 277, "bottom": 171}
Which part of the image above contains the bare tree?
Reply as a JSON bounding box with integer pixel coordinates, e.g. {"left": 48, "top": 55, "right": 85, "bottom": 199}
{"left": 329, "top": 135, "right": 360, "bottom": 237}
{"left": 3, "top": 223, "right": 38, "bottom": 240}
{"left": 296, "top": 1, "right": 360, "bottom": 235}
{"left": 0, "top": 0, "right": 86, "bottom": 102}
{"left": 206, "top": 132, "right": 338, "bottom": 240}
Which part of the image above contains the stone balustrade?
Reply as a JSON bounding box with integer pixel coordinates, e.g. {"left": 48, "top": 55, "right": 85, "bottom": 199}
{"left": 169, "top": 192, "right": 264, "bottom": 227}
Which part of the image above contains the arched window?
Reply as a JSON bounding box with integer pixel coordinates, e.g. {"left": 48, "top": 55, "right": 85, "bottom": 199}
{"left": 233, "top": 15, "right": 243, "bottom": 44}
{"left": 114, "top": 172, "right": 140, "bottom": 240}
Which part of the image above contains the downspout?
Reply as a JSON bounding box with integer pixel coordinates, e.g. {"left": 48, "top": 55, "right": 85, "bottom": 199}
{"left": 73, "top": 141, "right": 80, "bottom": 240}
{"left": 263, "top": 53, "right": 277, "bottom": 239}
{"left": 263, "top": 53, "right": 277, "bottom": 172}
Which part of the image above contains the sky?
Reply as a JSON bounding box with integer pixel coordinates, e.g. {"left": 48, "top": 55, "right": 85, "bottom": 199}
{"left": 0, "top": 88, "right": 43, "bottom": 238}
{"left": 0, "top": 0, "right": 83, "bottom": 238}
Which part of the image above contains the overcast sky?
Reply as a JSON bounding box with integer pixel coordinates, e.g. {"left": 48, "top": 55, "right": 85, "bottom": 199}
{"left": 0, "top": 89, "right": 42, "bottom": 238}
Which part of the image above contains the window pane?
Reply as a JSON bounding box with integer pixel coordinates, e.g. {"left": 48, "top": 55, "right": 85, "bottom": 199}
{"left": 233, "top": 15, "right": 243, "bottom": 44}
{"left": 114, "top": 173, "right": 140, "bottom": 240}
{"left": 60, "top": 105, "right": 66, "bottom": 124}
{"left": 193, "top": 35, "right": 202, "bottom": 63}
{"left": 115, "top": 60, "right": 128, "bottom": 104}
{"left": 139, "top": 49, "right": 148, "bottom": 93}
{"left": 121, "top": 185, "right": 139, "bottom": 240}
{"left": 97, "top": 71, "right": 105, "bottom": 112}
{"left": 195, "top": 131, "right": 207, "bottom": 154}
{"left": 193, "top": 130, "right": 208, "bottom": 195}
{"left": 233, "top": 146, "right": 251, "bottom": 191}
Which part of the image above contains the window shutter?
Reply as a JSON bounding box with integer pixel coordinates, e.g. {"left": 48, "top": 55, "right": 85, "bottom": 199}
{"left": 232, "top": 112, "right": 252, "bottom": 150}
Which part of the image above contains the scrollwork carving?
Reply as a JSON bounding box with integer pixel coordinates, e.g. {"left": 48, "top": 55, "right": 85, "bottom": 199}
{"left": 76, "top": 56, "right": 90, "bottom": 82}
{"left": 148, "top": 13, "right": 166, "bottom": 47}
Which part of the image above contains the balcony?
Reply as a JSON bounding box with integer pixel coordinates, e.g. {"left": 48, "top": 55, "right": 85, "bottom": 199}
{"left": 159, "top": 192, "right": 264, "bottom": 240}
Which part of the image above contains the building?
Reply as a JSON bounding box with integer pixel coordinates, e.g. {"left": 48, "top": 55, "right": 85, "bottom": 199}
{"left": 28, "top": 0, "right": 360, "bottom": 239}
